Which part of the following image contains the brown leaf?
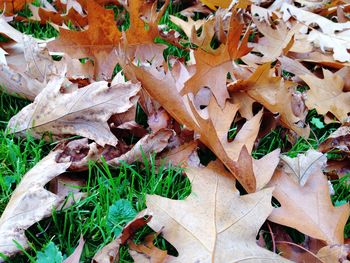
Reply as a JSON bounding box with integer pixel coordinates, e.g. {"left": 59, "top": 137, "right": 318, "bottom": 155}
{"left": 128, "top": 233, "right": 168, "bottom": 263}
{"left": 317, "top": 244, "right": 350, "bottom": 263}
{"left": 267, "top": 150, "right": 350, "bottom": 244}
{"left": 7, "top": 77, "right": 140, "bottom": 146}
{"left": 0, "top": 0, "right": 30, "bottom": 15}
{"left": 145, "top": 161, "right": 289, "bottom": 262}
{"left": 63, "top": 235, "right": 85, "bottom": 263}
{"left": 229, "top": 63, "right": 310, "bottom": 137}
{"left": 198, "top": 0, "right": 232, "bottom": 10}
{"left": 123, "top": 60, "right": 260, "bottom": 192}
{"left": 319, "top": 122, "right": 350, "bottom": 154}
{"left": 108, "top": 129, "right": 174, "bottom": 166}
{"left": 37, "top": 5, "right": 87, "bottom": 27}
{"left": 180, "top": 16, "right": 252, "bottom": 107}
{"left": 47, "top": 0, "right": 121, "bottom": 79}
{"left": 157, "top": 141, "right": 198, "bottom": 167}
{"left": 251, "top": 18, "right": 301, "bottom": 62}
{"left": 0, "top": 19, "right": 64, "bottom": 100}
{"left": 0, "top": 151, "right": 70, "bottom": 257}
{"left": 281, "top": 3, "right": 350, "bottom": 62}
{"left": 126, "top": 0, "right": 169, "bottom": 46}
{"left": 300, "top": 69, "right": 350, "bottom": 122}
{"left": 92, "top": 213, "right": 151, "bottom": 263}
{"left": 273, "top": 225, "right": 325, "bottom": 263}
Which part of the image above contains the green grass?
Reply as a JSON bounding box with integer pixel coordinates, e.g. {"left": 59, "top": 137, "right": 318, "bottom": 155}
{"left": 0, "top": 90, "right": 191, "bottom": 262}
{"left": 0, "top": 1, "right": 349, "bottom": 262}
{"left": 0, "top": 3, "right": 193, "bottom": 261}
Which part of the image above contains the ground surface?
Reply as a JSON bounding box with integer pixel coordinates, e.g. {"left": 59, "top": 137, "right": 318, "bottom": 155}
{"left": 0, "top": 2, "right": 349, "bottom": 262}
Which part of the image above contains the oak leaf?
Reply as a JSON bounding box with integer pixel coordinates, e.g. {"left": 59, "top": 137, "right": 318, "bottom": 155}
{"left": 281, "top": 3, "right": 350, "bottom": 62}
{"left": 198, "top": 0, "right": 232, "bottom": 10}
{"left": 319, "top": 122, "right": 350, "bottom": 154}
{"left": 300, "top": 69, "right": 350, "bottom": 122}
{"left": 317, "top": 244, "right": 350, "bottom": 263}
{"left": 128, "top": 233, "right": 168, "bottom": 263}
{"left": 0, "top": 18, "right": 64, "bottom": 100}
{"left": 267, "top": 150, "right": 350, "bottom": 244}
{"left": 251, "top": 18, "right": 301, "bottom": 62}
{"left": 145, "top": 161, "right": 290, "bottom": 262}
{"left": 0, "top": 0, "right": 30, "bottom": 15}
{"left": 180, "top": 16, "right": 252, "bottom": 108}
{"left": 7, "top": 77, "right": 140, "bottom": 147}
{"left": 0, "top": 151, "right": 70, "bottom": 258}
{"left": 47, "top": 0, "right": 121, "bottom": 79}
{"left": 92, "top": 213, "right": 151, "bottom": 263}
{"left": 229, "top": 63, "right": 310, "bottom": 137}
{"left": 122, "top": 60, "right": 261, "bottom": 192}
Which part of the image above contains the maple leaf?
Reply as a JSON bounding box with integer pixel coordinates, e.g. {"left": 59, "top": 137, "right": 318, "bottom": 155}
{"left": 300, "top": 69, "right": 350, "bottom": 122}
{"left": 47, "top": 0, "right": 121, "bottom": 79}
{"left": 267, "top": 150, "right": 350, "bottom": 244}
{"left": 0, "top": 151, "right": 70, "bottom": 258}
{"left": 145, "top": 161, "right": 290, "bottom": 262}
{"left": 7, "top": 77, "right": 140, "bottom": 147}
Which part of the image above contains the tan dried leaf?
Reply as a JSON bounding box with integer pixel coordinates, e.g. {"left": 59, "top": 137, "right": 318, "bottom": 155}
{"left": 229, "top": 63, "right": 310, "bottom": 137}
{"left": 300, "top": 69, "right": 350, "bottom": 122}
{"left": 92, "top": 213, "right": 151, "bottom": 263}
{"left": 7, "top": 77, "right": 140, "bottom": 146}
{"left": 251, "top": 18, "right": 301, "bottom": 62}
{"left": 145, "top": 161, "right": 290, "bottom": 262}
{"left": 267, "top": 150, "right": 350, "bottom": 244}
{"left": 281, "top": 3, "right": 350, "bottom": 62}
{"left": 128, "top": 233, "right": 168, "bottom": 263}
{"left": 317, "top": 244, "right": 350, "bottom": 263}
{"left": 0, "top": 151, "right": 70, "bottom": 257}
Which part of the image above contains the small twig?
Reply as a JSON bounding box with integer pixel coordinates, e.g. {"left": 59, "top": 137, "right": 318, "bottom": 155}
{"left": 267, "top": 222, "right": 276, "bottom": 253}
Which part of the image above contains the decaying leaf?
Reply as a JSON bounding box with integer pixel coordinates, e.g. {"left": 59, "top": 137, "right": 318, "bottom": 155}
{"left": 0, "top": 151, "right": 70, "bottom": 257}
{"left": 7, "top": 77, "right": 140, "bottom": 146}
{"left": 145, "top": 161, "right": 290, "bottom": 262}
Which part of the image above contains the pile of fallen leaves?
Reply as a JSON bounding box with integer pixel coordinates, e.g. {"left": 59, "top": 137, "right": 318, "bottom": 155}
{"left": 0, "top": 0, "right": 349, "bottom": 262}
